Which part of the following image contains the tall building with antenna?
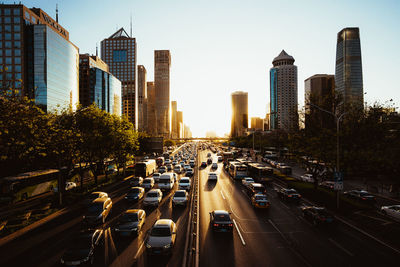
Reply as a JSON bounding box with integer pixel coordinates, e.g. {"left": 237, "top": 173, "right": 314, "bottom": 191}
{"left": 101, "top": 28, "right": 137, "bottom": 127}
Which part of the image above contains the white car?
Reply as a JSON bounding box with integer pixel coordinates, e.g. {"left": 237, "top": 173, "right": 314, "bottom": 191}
{"left": 174, "top": 165, "right": 182, "bottom": 174}
{"left": 153, "top": 173, "right": 161, "bottom": 183}
{"left": 179, "top": 177, "right": 191, "bottom": 191}
{"left": 172, "top": 190, "right": 189, "bottom": 207}
{"left": 300, "top": 174, "right": 314, "bottom": 183}
{"left": 242, "top": 177, "right": 255, "bottom": 187}
{"left": 143, "top": 189, "right": 163, "bottom": 207}
{"left": 381, "top": 205, "right": 400, "bottom": 222}
{"left": 208, "top": 172, "right": 218, "bottom": 181}
{"left": 184, "top": 164, "right": 191, "bottom": 171}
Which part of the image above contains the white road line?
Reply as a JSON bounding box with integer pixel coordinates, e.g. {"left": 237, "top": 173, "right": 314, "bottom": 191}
{"left": 328, "top": 238, "right": 354, "bottom": 257}
{"left": 232, "top": 219, "right": 246, "bottom": 246}
{"left": 220, "top": 190, "right": 226, "bottom": 200}
{"left": 280, "top": 202, "right": 290, "bottom": 210}
{"left": 134, "top": 241, "right": 145, "bottom": 260}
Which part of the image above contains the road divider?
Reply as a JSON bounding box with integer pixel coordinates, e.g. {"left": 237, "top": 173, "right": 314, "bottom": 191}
{"left": 232, "top": 219, "right": 246, "bottom": 246}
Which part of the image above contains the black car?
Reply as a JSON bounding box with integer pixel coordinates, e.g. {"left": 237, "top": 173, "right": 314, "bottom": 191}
{"left": 302, "top": 206, "right": 334, "bottom": 226}
{"left": 209, "top": 210, "right": 233, "bottom": 232}
{"left": 343, "top": 190, "right": 376, "bottom": 203}
{"left": 207, "top": 158, "right": 212, "bottom": 165}
{"left": 185, "top": 169, "right": 194, "bottom": 177}
{"left": 130, "top": 177, "right": 143, "bottom": 187}
{"left": 200, "top": 162, "right": 207, "bottom": 168}
{"left": 277, "top": 188, "right": 301, "bottom": 202}
{"left": 125, "top": 187, "right": 145, "bottom": 202}
{"left": 61, "top": 230, "right": 103, "bottom": 266}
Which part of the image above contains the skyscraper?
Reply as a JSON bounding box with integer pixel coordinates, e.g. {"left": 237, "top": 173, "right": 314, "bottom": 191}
{"left": 154, "top": 50, "right": 171, "bottom": 137}
{"left": 101, "top": 28, "right": 137, "bottom": 127}
{"left": 335, "top": 27, "right": 363, "bottom": 109}
{"left": 146, "top": 81, "right": 156, "bottom": 136}
{"left": 79, "top": 54, "right": 121, "bottom": 116}
{"left": 0, "top": 4, "right": 79, "bottom": 112}
{"left": 137, "top": 65, "right": 147, "bottom": 131}
{"left": 177, "top": 111, "right": 183, "bottom": 138}
{"left": 270, "top": 50, "right": 298, "bottom": 131}
{"left": 171, "top": 101, "right": 178, "bottom": 138}
{"left": 250, "top": 117, "right": 264, "bottom": 131}
{"left": 304, "top": 74, "right": 335, "bottom": 130}
{"left": 231, "top": 91, "right": 248, "bottom": 137}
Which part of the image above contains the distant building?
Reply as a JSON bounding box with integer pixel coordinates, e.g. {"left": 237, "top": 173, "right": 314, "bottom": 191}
{"left": 304, "top": 74, "right": 335, "bottom": 130}
{"left": 264, "top": 114, "right": 270, "bottom": 131}
{"left": 137, "top": 65, "right": 147, "bottom": 131}
{"left": 101, "top": 28, "right": 137, "bottom": 127}
{"left": 177, "top": 111, "right": 183, "bottom": 138}
{"left": 79, "top": 54, "right": 121, "bottom": 116}
{"left": 0, "top": 4, "right": 79, "bottom": 112}
{"left": 335, "top": 27, "right": 363, "bottom": 109}
{"left": 154, "top": 50, "right": 171, "bottom": 137}
{"left": 206, "top": 131, "right": 217, "bottom": 138}
{"left": 270, "top": 50, "right": 298, "bottom": 131}
{"left": 171, "top": 101, "right": 178, "bottom": 138}
{"left": 251, "top": 117, "right": 264, "bottom": 131}
{"left": 184, "top": 124, "right": 192, "bottom": 138}
{"left": 231, "top": 91, "right": 248, "bottom": 137}
{"left": 146, "top": 81, "right": 156, "bottom": 136}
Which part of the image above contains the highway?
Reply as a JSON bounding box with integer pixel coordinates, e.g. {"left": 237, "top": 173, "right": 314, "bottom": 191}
{"left": 198, "top": 149, "right": 399, "bottom": 267}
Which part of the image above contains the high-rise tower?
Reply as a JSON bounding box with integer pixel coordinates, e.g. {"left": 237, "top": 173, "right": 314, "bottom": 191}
{"left": 335, "top": 27, "right": 363, "bottom": 109}
{"left": 137, "top": 65, "right": 147, "bottom": 131}
{"left": 146, "top": 81, "right": 156, "bottom": 136}
{"left": 171, "top": 101, "right": 178, "bottom": 138}
{"left": 231, "top": 91, "right": 248, "bottom": 137}
{"left": 101, "top": 28, "right": 137, "bottom": 127}
{"left": 270, "top": 50, "right": 298, "bottom": 131}
{"left": 154, "top": 50, "right": 171, "bottom": 137}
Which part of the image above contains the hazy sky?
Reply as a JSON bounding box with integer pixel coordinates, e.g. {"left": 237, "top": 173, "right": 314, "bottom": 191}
{"left": 16, "top": 0, "right": 400, "bottom": 137}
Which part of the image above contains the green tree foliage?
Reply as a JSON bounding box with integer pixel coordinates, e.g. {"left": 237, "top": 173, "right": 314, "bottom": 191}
{"left": 164, "top": 139, "right": 176, "bottom": 147}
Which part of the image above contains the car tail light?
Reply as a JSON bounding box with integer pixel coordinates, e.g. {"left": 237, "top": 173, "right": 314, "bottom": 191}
{"left": 298, "top": 195, "right": 302, "bottom": 198}
{"left": 288, "top": 195, "right": 292, "bottom": 197}
{"left": 319, "top": 217, "right": 326, "bottom": 221}
{"left": 362, "top": 197, "right": 366, "bottom": 200}
{"left": 228, "top": 224, "right": 233, "bottom": 227}
{"left": 213, "top": 224, "right": 219, "bottom": 227}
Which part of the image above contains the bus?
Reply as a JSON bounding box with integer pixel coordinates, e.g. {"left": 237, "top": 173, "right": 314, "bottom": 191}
{"left": 0, "top": 169, "right": 60, "bottom": 204}
{"left": 248, "top": 163, "right": 274, "bottom": 184}
{"left": 229, "top": 163, "right": 248, "bottom": 180}
{"left": 134, "top": 159, "right": 156, "bottom": 178}
{"left": 156, "top": 157, "right": 165, "bottom": 167}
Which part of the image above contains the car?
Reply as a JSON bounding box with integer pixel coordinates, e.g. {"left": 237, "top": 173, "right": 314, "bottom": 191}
{"left": 83, "top": 191, "right": 108, "bottom": 206}
{"left": 208, "top": 172, "right": 218, "bottom": 181}
{"left": 200, "top": 162, "right": 207, "bottom": 168}
{"left": 184, "top": 164, "right": 191, "bottom": 171}
{"left": 172, "top": 190, "right": 189, "bottom": 207}
{"left": 130, "top": 177, "right": 143, "bottom": 187}
{"left": 125, "top": 187, "right": 145, "bottom": 202}
{"left": 60, "top": 229, "right": 103, "bottom": 266}
{"left": 209, "top": 210, "right": 233, "bottom": 232}
{"left": 207, "top": 158, "right": 212, "bottom": 165}
{"left": 319, "top": 181, "right": 335, "bottom": 189}
{"left": 158, "top": 173, "right": 175, "bottom": 191}
{"left": 65, "top": 182, "right": 77, "bottom": 191}
{"left": 242, "top": 177, "right": 255, "bottom": 187}
{"left": 83, "top": 197, "right": 112, "bottom": 225}
{"left": 247, "top": 183, "right": 266, "bottom": 196}
{"left": 217, "top": 156, "right": 223, "bottom": 162}
{"left": 189, "top": 160, "right": 195, "bottom": 168}
{"left": 142, "top": 178, "right": 155, "bottom": 190}
{"left": 166, "top": 164, "right": 172, "bottom": 171}
{"left": 172, "top": 173, "right": 177, "bottom": 182}
{"left": 277, "top": 188, "right": 302, "bottom": 202}
{"left": 300, "top": 174, "right": 314, "bottom": 183}
{"left": 174, "top": 165, "right": 183, "bottom": 174}
{"left": 179, "top": 177, "right": 191, "bottom": 191}
{"left": 251, "top": 193, "right": 270, "bottom": 208}
{"left": 302, "top": 206, "right": 334, "bottom": 226}
{"left": 211, "top": 163, "right": 218, "bottom": 169}
{"left": 114, "top": 209, "right": 146, "bottom": 236}
{"left": 381, "top": 205, "right": 400, "bottom": 222}
{"left": 146, "top": 219, "right": 177, "bottom": 255}
{"left": 143, "top": 189, "right": 163, "bottom": 207}
{"left": 165, "top": 159, "right": 171, "bottom": 165}
{"left": 152, "top": 173, "right": 161, "bottom": 183}
{"left": 180, "top": 161, "right": 185, "bottom": 168}
{"left": 185, "top": 168, "right": 194, "bottom": 177}
{"left": 343, "top": 190, "right": 376, "bottom": 203}
{"left": 172, "top": 160, "right": 178, "bottom": 166}
{"left": 207, "top": 153, "right": 211, "bottom": 157}
{"left": 159, "top": 166, "right": 167, "bottom": 174}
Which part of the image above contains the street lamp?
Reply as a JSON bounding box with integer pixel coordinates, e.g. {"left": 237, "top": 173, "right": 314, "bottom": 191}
{"left": 309, "top": 103, "right": 346, "bottom": 209}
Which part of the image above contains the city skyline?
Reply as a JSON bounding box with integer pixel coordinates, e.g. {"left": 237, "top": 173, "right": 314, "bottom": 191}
{"left": 6, "top": 0, "right": 400, "bottom": 137}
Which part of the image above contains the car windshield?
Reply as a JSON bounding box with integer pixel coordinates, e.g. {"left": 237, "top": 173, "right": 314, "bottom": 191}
{"left": 180, "top": 179, "right": 189, "bottom": 183}
{"left": 87, "top": 203, "right": 103, "bottom": 214}
{"left": 129, "top": 188, "right": 141, "bottom": 194}
{"left": 120, "top": 213, "right": 139, "bottom": 222}
{"left": 151, "top": 227, "right": 171, "bottom": 236}
{"left": 214, "top": 214, "right": 231, "bottom": 221}
{"left": 245, "top": 178, "right": 254, "bottom": 182}
{"left": 255, "top": 195, "right": 267, "bottom": 201}
{"left": 147, "top": 192, "right": 158, "bottom": 198}
{"left": 174, "top": 191, "right": 186, "bottom": 197}
{"left": 359, "top": 192, "right": 371, "bottom": 196}
{"left": 143, "top": 180, "right": 151, "bottom": 184}
{"left": 89, "top": 194, "right": 101, "bottom": 200}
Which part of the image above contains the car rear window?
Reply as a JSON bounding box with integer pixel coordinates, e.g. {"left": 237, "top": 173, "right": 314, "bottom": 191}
{"left": 174, "top": 191, "right": 186, "bottom": 197}
{"left": 180, "top": 178, "right": 189, "bottom": 183}
{"left": 129, "top": 188, "right": 141, "bottom": 193}
{"left": 143, "top": 179, "right": 151, "bottom": 184}
{"left": 215, "top": 214, "right": 230, "bottom": 221}
{"left": 121, "top": 213, "right": 139, "bottom": 222}
{"left": 147, "top": 192, "right": 158, "bottom": 198}
{"left": 151, "top": 227, "right": 171, "bottom": 236}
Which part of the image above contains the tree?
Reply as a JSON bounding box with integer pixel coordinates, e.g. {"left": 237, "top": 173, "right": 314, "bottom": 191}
{"left": 164, "top": 139, "right": 176, "bottom": 147}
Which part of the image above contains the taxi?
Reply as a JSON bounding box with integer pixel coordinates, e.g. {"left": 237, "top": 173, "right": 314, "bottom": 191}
{"left": 251, "top": 193, "right": 270, "bottom": 209}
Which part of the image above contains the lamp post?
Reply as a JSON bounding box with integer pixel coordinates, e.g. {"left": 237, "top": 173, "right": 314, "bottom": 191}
{"left": 309, "top": 103, "right": 346, "bottom": 209}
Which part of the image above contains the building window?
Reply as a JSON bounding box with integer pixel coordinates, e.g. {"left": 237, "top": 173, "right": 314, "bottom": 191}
{"left": 13, "top": 8, "right": 20, "bottom": 15}
{"left": 4, "top": 17, "right": 11, "bottom": 24}
{"left": 14, "top": 33, "right": 20, "bottom": 40}
{"left": 25, "top": 11, "right": 30, "bottom": 20}
{"left": 5, "top": 58, "right": 12, "bottom": 64}
{"left": 4, "top": 9, "right": 11, "bottom": 15}
{"left": 5, "top": 41, "right": 11, "bottom": 48}
{"left": 32, "top": 17, "right": 36, "bottom": 24}
{"left": 13, "top": 17, "right": 20, "bottom": 24}
{"left": 15, "top": 57, "right": 21, "bottom": 64}
{"left": 113, "top": 49, "right": 127, "bottom": 62}
{"left": 5, "top": 49, "right": 12, "bottom": 56}
{"left": 15, "top": 49, "right": 21, "bottom": 56}
{"left": 14, "top": 41, "right": 21, "bottom": 48}
{"left": 5, "top": 33, "right": 11, "bottom": 40}
{"left": 15, "top": 73, "right": 21, "bottom": 79}
{"left": 14, "top": 25, "right": 20, "bottom": 32}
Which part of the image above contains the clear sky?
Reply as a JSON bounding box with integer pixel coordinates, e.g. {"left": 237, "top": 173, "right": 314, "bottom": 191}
{"left": 15, "top": 0, "right": 400, "bottom": 137}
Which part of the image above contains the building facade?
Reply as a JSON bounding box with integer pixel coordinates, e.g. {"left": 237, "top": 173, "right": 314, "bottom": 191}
{"left": 146, "top": 81, "right": 156, "bottom": 136}
{"left": 251, "top": 117, "right": 264, "bottom": 131}
{"left": 101, "top": 28, "right": 137, "bottom": 126}
{"left": 171, "top": 101, "right": 178, "bottom": 138}
{"left": 154, "top": 50, "right": 171, "bottom": 137}
{"left": 0, "top": 4, "right": 79, "bottom": 112}
{"left": 270, "top": 50, "right": 298, "bottom": 132}
{"left": 79, "top": 54, "right": 121, "bottom": 116}
{"left": 137, "top": 65, "right": 147, "bottom": 131}
{"left": 177, "top": 111, "right": 183, "bottom": 138}
{"left": 304, "top": 74, "right": 335, "bottom": 130}
{"left": 231, "top": 91, "right": 248, "bottom": 137}
{"left": 335, "top": 27, "right": 363, "bottom": 109}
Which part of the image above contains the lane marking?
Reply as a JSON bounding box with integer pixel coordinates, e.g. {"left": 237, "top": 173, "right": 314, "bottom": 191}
{"left": 220, "top": 190, "right": 226, "bottom": 200}
{"left": 232, "top": 219, "right": 246, "bottom": 246}
{"left": 134, "top": 241, "right": 145, "bottom": 260}
{"left": 328, "top": 238, "right": 354, "bottom": 257}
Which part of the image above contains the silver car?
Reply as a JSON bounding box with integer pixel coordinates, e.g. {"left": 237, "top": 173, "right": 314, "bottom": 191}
{"left": 142, "top": 178, "right": 155, "bottom": 190}
{"left": 178, "top": 177, "right": 191, "bottom": 191}
{"left": 146, "top": 219, "right": 177, "bottom": 255}
{"left": 172, "top": 190, "right": 189, "bottom": 207}
{"left": 143, "top": 189, "right": 162, "bottom": 207}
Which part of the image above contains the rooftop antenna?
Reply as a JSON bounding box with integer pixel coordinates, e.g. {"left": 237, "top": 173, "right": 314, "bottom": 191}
{"left": 56, "top": 4, "right": 58, "bottom": 23}
{"left": 130, "top": 13, "right": 132, "bottom": 37}
{"left": 96, "top": 43, "right": 98, "bottom": 57}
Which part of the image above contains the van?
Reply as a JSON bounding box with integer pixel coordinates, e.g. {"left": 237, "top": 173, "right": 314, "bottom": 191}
{"left": 158, "top": 173, "right": 174, "bottom": 191}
